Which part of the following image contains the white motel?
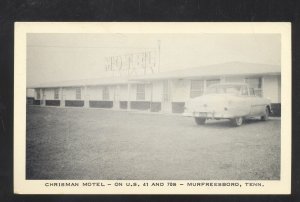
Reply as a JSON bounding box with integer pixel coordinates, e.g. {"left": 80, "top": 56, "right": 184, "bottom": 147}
{"left": 27, "top": 62, "right": 281, "bottom": 116}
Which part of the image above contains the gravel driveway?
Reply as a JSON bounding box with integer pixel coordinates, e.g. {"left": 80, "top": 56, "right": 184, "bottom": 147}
{"left": 26, "top": 106, "right": 280, "bottom": 180}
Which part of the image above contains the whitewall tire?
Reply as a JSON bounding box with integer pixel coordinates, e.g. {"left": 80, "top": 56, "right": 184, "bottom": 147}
{"left": 231, "top": 117, "right": 243, "bottom": 127}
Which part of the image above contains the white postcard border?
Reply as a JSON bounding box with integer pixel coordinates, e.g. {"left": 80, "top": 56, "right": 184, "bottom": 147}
{"left": 14, "top": 22, "right": 291, "bottom": 194}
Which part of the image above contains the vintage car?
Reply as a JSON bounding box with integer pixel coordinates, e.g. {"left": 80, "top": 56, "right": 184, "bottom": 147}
{"left": 183, "top": 83, "right": 272, "bottom": 126}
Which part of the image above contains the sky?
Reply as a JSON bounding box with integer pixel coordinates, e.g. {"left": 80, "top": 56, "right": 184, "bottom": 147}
{"left": 27, "top": 33, "right": 281, "bottom": 86}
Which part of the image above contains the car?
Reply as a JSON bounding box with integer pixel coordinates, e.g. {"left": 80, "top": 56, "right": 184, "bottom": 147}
{"left": 183, "top": 83, "right": 272, "bottom": 126}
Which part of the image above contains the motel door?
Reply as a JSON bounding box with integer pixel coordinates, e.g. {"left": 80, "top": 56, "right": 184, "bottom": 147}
{"left": 161, "top": 80, "right": 171, "bottom": 113}
{"left": 113, "top": 86, "right": 120, "bottom": 109}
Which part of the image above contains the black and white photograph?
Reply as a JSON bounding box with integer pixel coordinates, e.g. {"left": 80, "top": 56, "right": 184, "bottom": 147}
{"left": 14, "top": 23, "right": 291, "bottom": 194}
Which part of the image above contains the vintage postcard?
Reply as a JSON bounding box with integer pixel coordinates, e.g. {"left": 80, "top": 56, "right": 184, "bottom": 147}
{"left": 14, "top": 22, "right": 291, "bottom": 194}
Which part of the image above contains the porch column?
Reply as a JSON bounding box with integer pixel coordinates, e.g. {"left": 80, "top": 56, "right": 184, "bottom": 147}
{"left": 84, "top": 86, "right": 89, "bottom": 108}
{"left": 60, "top": 87, "right": 65, "bottom": 107}
{"left": 114, "top": 85, "right": 120, "bottom": 109}
{"left": 41, "top": 89, "right": 46, "bottom": 106}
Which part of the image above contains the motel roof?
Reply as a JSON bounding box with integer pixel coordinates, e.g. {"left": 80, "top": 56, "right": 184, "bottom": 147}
{"left": 28, "top": 77, "right": 131, "bottom": 88}
{"left": 131, "top": 62, "right": 281, "bottom": 81}
{"left": 28, "top": 62, "right": 280, "bottom": 88}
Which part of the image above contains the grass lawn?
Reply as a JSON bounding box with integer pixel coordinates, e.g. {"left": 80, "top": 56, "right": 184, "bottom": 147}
{"left": 26, "top": 106, "right": 280, "bottom": 180}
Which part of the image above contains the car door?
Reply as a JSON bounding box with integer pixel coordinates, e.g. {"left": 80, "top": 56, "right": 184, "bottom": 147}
{"left": 248, "top": 87, "right": 265, "bottom": 116}
{"left": 239, "top": 85, "right": 252, "bottom": 116}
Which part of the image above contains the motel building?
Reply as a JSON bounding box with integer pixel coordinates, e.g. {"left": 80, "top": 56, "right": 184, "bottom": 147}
{"left": 27, "top": 62, "right": 281, "bottom": 116}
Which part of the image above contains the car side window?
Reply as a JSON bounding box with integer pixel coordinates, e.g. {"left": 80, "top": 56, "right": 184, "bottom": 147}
{"left": 241, "top": 86, "right": 248, "bottom": 96}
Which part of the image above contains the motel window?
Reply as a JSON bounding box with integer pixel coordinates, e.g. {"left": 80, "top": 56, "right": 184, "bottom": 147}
{"left": 54, "top": 88, "right": 59, "bottom": 99}
{"left": 206, "top": 79, "right": 220, "bottom": 87}
{"left": 136, "top": 84, "right": 145, "bottom": 101}
{"left": 162, "top": 81, "right": 169, "bottom": 102}
{"left": 190, "top": 80, "right": 204, "bottom": 98}
{"left": 245, "top": 77, "right": 262, "bottom": 97}
{"left": 103, "top": 86, "right": 110, "bottom": 100}
{"left": 36, "top": 89, "right": 41, "bottom": 100}
{"left": 75, "top": 88, "right": 81, "bottom": 100}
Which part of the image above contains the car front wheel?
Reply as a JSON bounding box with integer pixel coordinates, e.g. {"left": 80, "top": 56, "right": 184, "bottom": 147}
{"left": 231, "top": 117, "right": 243, "bottom": 127}
{"left": 195, "top": 117, "right": 206, "bottom": 125}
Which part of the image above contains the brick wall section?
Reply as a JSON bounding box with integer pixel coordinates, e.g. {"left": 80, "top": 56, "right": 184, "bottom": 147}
{"left": 65, "top": 100, "right": 84, "bottom": 107}
{"left": 33, "top": 100, "right": 41, "bottom": 105}
{"left": 46, "top": 100, "right": 60, "bottom": 106}
{"left": 89, "top": 101, "right": 113, "bottom": 108}
{"left": 27, "top": 97, "right": 34, "bottom": 105}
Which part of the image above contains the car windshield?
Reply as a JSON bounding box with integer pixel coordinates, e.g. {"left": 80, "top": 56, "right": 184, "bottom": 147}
{"left": 205, "top": 85, "right": 243, "bottom": 95}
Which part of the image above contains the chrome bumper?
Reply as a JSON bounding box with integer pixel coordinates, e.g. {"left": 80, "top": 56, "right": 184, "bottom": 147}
{"left": 183, "top": 111, "right": 234, "bottom": 119}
